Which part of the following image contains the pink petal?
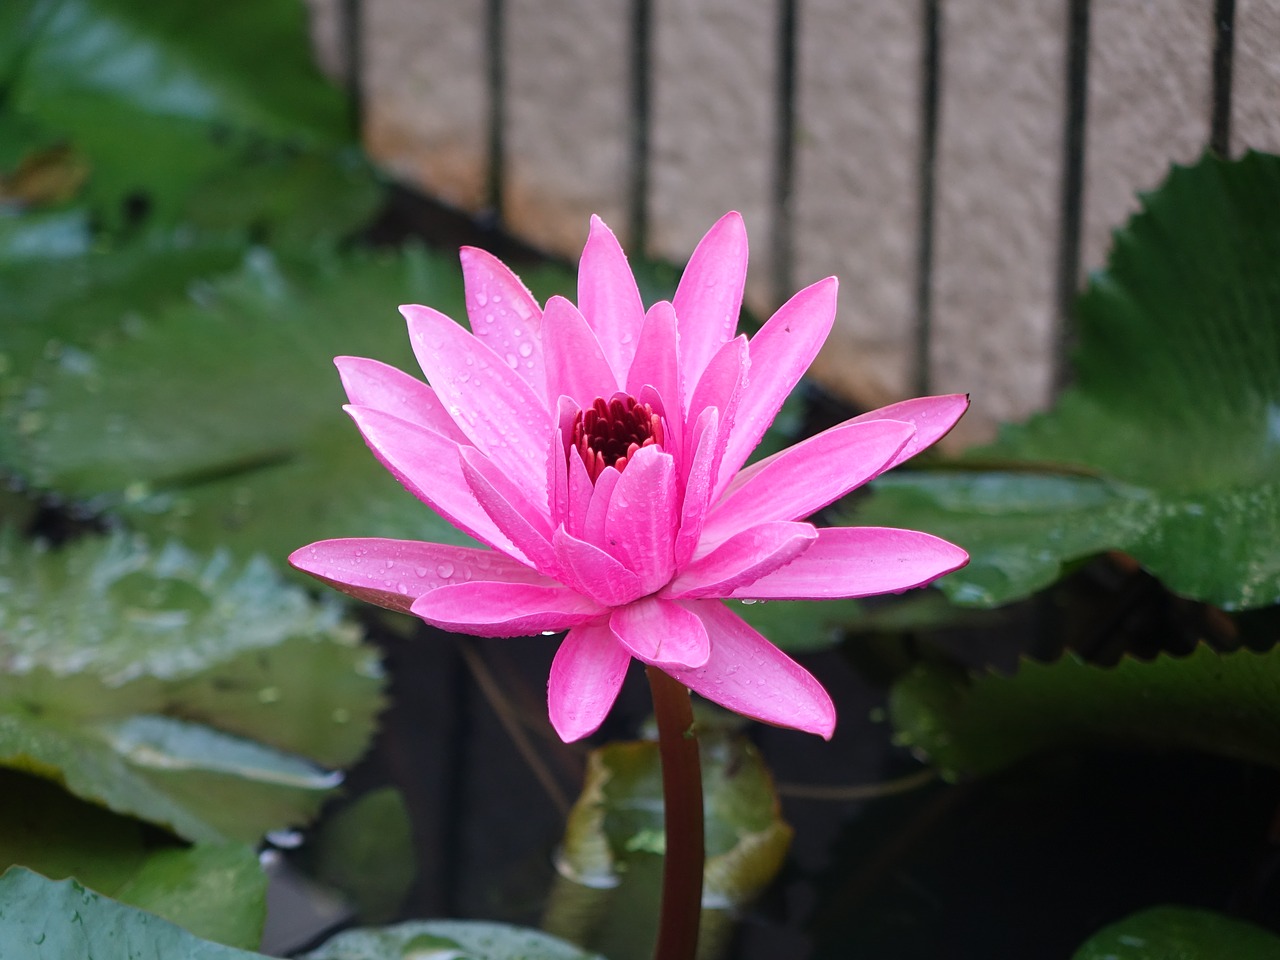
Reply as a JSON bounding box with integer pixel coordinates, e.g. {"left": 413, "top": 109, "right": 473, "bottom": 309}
{"left": 610, "top": 597, "right": 711, "bottom": 669}
{"left": 626, "top": 300, "right": 682, "bottom": 442}
{"left": 849, "top": 394, "right": 970, "bottom": 472}
{"left": 685, "top": 333, "right": 748, "bottom": 427}
{"left": 715, "top": 277, "right": 838, "bottom": 495}
{"left": 548, "top": 620, "right": 632, "bottom": 742}
{"left": 581, "top": 464, "right": 621, "bottom": 550}
{"left": 552, "top": 527, "right": 646, "bottom": 606}
{"left": 459, "top": 246, "right": 545, "bottom": 398}
{"left": 345, "top": 405, "right": 518, "bottom": 557}
{"left": 674, "top": 408, "right": 719, "bottom": 568}
{"left": 730, "top": 526, "right": 969, "bottom": 599}
{"left": 541, "top": 295, "right": 620, "bottom": 409}
{"left": 460, "top": 447, "right": 560, "bottom": 578}
{"left": 564, "top": 445, "right": 594, "bottom": 540}
{"left": 666, "top": 601, "right": 835, "bottom": 738}
{"left": 604, "top": 445, "right": 678, "bottom": 594}
{"left": 335, "top": 356, "right": 469, "bottom": 443}
{"left": 289, "top": 538, "right": 553, "bottom": 614}
{"left": 673, "top": 211, "right": 748, "bottom": 395}
{"left": 412, "top": 582, "right": 605, "bottom": 637}
{"left": 702, "top": 418, "right": 916, "bottom": 544}
{"left": 578, "top": 215, "right": 646, "bottom": 382}
{"left": 665, "top": 521, "right": 817, "bottom": 599}
{"left": 402, "top": 304, "right": 551, "bottom": 506}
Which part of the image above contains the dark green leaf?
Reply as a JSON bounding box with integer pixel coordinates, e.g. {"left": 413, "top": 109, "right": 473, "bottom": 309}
{"left": 1071, "top": 906, "right": 1280, "bottom": 960}
{"left": 889, "top": 643, "right": 1280, "bottom": 779}
{"left": 0, "top": 531, "right": 383, "bottom": 841}
{"left": 302, "top": 920, "right": 606, "bottom": 960}
{"left": 851, "top": 152, "right": 1280, "bottom": 609}
{"left": 0, "top": 867, "right": 267, "bottom": 959}
{"left": 0, "top": 769, "right": 266, "bottom": 948}
{"left": 4, "top": 0, "right": 360, "bottom": 231}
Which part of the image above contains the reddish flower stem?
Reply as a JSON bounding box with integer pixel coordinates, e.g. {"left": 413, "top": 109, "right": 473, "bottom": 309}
{"left": 646, "top": 666, "right": 704, "bottom": 960}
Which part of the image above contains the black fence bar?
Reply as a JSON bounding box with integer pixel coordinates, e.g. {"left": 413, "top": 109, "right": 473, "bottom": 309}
{"left": 628, "top": 0, "right": 653, "bottom": 253}
{"left": 770, "top": 0, "right": 799, "bottom": 308}
{"left": 1052, "top": 0, "right": 1090, "bottom": 394}
{"left": 340, "top": 0, "right": 364, "bottom": 137}
{"left": 912, "top": 0, "right": 942, "bottom": 397}
{"left": 1211, "top": 0, "right": 1236, "bottom": 156}
{"left": 484, "top": 0, "right": 506, "bottom": 222}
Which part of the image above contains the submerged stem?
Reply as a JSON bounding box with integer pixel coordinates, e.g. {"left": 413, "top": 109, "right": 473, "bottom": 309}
{"left": 646, "top": 666, "right": 704, "bottom": 960}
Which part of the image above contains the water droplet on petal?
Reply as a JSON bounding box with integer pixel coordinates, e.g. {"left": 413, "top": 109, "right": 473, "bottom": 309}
{"left": 476, "top": 291, "right": 488, "bottom": 306}
{"left": 506, "top": 353, "right": 519, "bottom": 369}
{"left": 518, "top": 342, "right": 533, "bottom": 358}
{"left": 414, "top": 566, "right": 429, "bottom": 578}
{"left": 436, "top": 561, "right": 455, "bottom": 578}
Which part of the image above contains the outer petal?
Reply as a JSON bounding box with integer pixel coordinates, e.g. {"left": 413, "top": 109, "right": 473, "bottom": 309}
{"left": 542, "top": 295, "right": 620, "bottom": 409}
{"left": 402, "top": 303, "right": 551, "bottom": 506}
{"left": 730, "top": 526, "right": 970, "bottom": 599}
{"left": 548, "top": 620, "right": 632, "bottom": 742}
{"left": 460, "top": 447, "right": 560, "bottom": 577}
{"left": 665, "top": 521, "right": 817, "bottom": 598}
{"left": 666, "top": 601, "right": 835, "bottom": 738}
{"left": 412, "top": 582, "right": 605, "bottom": 637}
{"left": 459, "top": 245, "right": 545, "bottom": 398}
{"left": 673, "top": 211, "right": 748, "bottom": 395}
{"left": 578, "top": 215, "right": 646, "bottom": 382}
{"left": 604, "top": 445, "right": 678, "bottom": 594}
{"left": 716, "top": 277, "right": 838, "bottom": 495}
{"left": 702, "top": 419, "right": 915, "bottom": 544}
{"left": 344, "top": 405, "right": 519, "bottom": 557}
{"left": 610, "top": 597, "right": 711, "bottom": 669}
{"left": 849, "top": 394, "right": 970, "bottom": 472}
{"left": 289, "top": 538, "right": 554, "bottom": 613}
{"left": 335, "top": 356, "right": 469, "bottom": 443}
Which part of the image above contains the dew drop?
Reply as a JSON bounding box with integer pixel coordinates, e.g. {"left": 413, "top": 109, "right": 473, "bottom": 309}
{"left": 485, "top": 313, "right": 495, "bottom": 324}
{"left": 506, "top": 353, "right": 519, "bottom": 369}
{"left": 492, "top": 293, "right": 503, "bottom": 303}
{"left": 476, "top": 291, "right": 488, "bottom": 306}
{"left": 414, "top": 566, "right": 429, "bottom": 578}
{"left": 384, "top": 559, "right": 395, "bottom": 569}
{"left": 518, "top": 342, "right": 533, "bottom": 358}
{"left": 436, "top": 561, "right": 455, "bottom": 578}
{"left": 739, "top": 598, "right": 758, "bottom": 605}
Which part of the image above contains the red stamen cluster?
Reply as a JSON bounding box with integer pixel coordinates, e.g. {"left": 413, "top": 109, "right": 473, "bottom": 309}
{"left": 571, "top": 395, "right": 666, "bottom": 482}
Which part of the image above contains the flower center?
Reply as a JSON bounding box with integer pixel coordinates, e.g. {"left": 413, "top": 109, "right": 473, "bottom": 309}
{"left": 571, "top": 394, "right": 665, "bottom": 482}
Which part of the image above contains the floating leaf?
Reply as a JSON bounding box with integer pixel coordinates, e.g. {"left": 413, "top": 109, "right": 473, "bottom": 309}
{"left": 0, "top": 868, "right": 267, "bottom": 959}
{"left": 544, "top": 729, "right": 791, "bottom": 960}
{"left": 1071, "top": 906, "right": 1280, "bottom": 960}
{"left": 302, "top": 920, "right": 605, "bottom": 960}
{"left": 0, "top": 531, "right": 383, "bottom": 841}
{"left": 851, "top": 152, "right": 1280, "bottom": 610}
{"left": 2, "top": 0, "right": 365, "bottom": 233}
{"left": 889, "top": 643, "right": 1280, "bottom": 780}
{"left": 0, "top": 769, "right": 266, "bottom": 948}
{"left": 1, "top": 246, "right": 481, "bottom": 564}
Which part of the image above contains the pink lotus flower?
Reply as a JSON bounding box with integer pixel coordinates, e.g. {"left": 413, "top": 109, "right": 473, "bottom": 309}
{"left": 290, "top": 213, "right": 968, "bottom": 742}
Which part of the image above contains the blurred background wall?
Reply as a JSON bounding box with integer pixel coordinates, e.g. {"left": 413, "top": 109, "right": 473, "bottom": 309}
{"left": 302, "top": 0, "right": 1280, "bottom": 442}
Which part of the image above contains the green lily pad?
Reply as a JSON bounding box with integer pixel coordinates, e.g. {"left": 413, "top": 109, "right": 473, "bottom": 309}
{"left": 851, "top": 152, "right": 1280, "bottom": 610}
{"left": 0, "top": 868, "right": 268, "bottom": 959}
{"left": 2, "top": 0, "right": 365, "bottom": 233}
{"left": 0, "top": 530, "right": 383, "bottom": 841}
{"left": 1, "top": 246, "right": 481, "bottom": 564}
{"left": 302, "top": 920, "right": 606, "bottom": 960}
{"left": 0, "top": 769, "right": 266, "bottom": 949}
{"left": 889, "top": 643, "right": 1280, "bottom": 780}
{"left": 1071, "top": 905, "right": 1280, "bottom": 960}
{"left": 544, "top": 729, "right": 791, "bottom": 960}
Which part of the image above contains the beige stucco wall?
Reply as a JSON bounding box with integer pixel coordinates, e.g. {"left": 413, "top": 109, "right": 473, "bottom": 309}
{"left": 305, "top": 0, "right": 1279, "bottom": 441}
